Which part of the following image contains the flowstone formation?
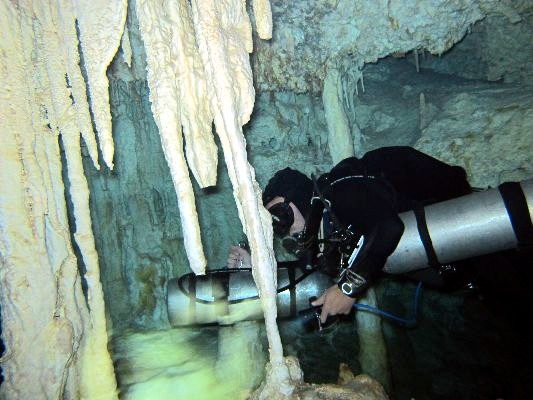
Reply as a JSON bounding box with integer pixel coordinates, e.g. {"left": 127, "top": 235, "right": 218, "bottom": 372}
{"left": 0, "top": 1, "right": 126, "bottom": 398}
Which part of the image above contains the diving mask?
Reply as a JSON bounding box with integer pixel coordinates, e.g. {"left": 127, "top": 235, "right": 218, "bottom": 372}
{"left": 269, "top": 201, "right": 294, "bottom": 236}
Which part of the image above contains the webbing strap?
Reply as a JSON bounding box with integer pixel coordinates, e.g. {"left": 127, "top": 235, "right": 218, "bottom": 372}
{"left": 288, "top": 266, "right": 297, "bottom": 317}
{"left": 188, "top": 274, "right": 196, "bottom": 321}
{"left": 413, "top": 205, "right": 440, "bottom": 267}
{"left": 498, "top": 182, "right": 533, "bottom": 249}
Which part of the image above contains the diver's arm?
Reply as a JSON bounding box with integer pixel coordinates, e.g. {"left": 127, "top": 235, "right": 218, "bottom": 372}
{"left": 311, "top": 215, "right": 404, "bottom": 323}
{"left": 337, "top": 214, "right": 404, "bottom": 297}
{"left": 311, "top": 285, "right": 355, "bottom": 323}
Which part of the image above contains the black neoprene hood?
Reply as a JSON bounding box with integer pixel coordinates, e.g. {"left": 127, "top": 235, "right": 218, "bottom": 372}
{"left": 262, "top": 167, "right": 314, "bottom": 217}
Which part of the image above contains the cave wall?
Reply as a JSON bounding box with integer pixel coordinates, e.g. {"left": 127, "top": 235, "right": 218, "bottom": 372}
{"left": 251, "top": 0, "right": 533, "bottom": 93}
{"left": 338, "top": 57, "right": 533, "bottom": 188}
{"left": 85, "top": 1, "right": 532, "bottom": 332}
{"left": 414, "top": 10, "right": 533, "bottom": 84}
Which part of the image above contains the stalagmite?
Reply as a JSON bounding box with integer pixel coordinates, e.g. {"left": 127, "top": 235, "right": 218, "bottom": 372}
{"left": 356, "top": 289, "right": 391, "bottom": 392}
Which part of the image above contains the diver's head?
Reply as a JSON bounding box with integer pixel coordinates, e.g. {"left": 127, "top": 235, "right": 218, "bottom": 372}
{"left": 262, "top": 168, "right": 313, "bottom": 236}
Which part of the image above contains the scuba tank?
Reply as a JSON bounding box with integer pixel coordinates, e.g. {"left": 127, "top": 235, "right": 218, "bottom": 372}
{"left": 166, "top": 262, "right": 333, "bottom": 327}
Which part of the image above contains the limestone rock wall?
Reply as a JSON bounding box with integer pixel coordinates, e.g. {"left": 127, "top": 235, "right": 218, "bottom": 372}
{"left": 416, "top": 7, "right": 533, "bottom": 84}
{"left": 251, "top": 0, "right": 532, "bottom": 94}
{"left": 415, "top": 87, "right": 532, "bottom": 188}
{"left": 341, "top": 58, "right": 533, "bottom": 188}
{"left": 247, "top": 92, "right": 332, "bottom": 184}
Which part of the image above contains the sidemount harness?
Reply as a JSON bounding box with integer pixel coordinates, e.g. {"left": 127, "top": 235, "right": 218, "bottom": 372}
{"left": 290, "top": 173, "right": 388, "bottom": 298}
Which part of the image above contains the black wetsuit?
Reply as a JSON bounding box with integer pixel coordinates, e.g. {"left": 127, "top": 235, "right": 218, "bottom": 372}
{"left": 314, "top": 146, "right": 471, "bottom": 296}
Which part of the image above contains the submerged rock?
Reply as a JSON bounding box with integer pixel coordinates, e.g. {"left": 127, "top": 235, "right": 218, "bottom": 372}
{"left": 251, "top": 358, "right": 389, "bottom": 400}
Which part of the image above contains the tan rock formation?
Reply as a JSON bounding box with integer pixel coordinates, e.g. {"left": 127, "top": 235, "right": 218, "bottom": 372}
{"left": 0, "top": 1, "right": 120, "bottom": 398}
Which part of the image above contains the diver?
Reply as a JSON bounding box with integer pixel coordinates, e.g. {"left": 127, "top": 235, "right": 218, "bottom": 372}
{"left": 227, "top": 146, "right": 473, "bottom": 325}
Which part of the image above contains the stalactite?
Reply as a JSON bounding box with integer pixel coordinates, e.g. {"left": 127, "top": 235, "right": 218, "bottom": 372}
{"left": 323, "top": 66, "right": 355, "bottom": 164}
{"left": 414, "top": 48, "right": 420, "bottom": 72}
{"left": 134, "top": 1, "right": 294, "bottom": 394}
{"left": 253, "top": 0, "right": 273, "bottom": 40}
{"left": 57, "top": 0, "right": 101, "bottom": 170}
{"left": 74, "top": 0, "right": 128, "bottom": 170}
{"left": 135, "top": 0, "right": 208, "bottom": 275}
{"left": 1, "top": 0, "right": 299, "bottom": 398}
{"left": 36, "top": 2, "right": 119, "bottom": 396}
{"left": 168, "top": 0, "right": 219, "bottom": 189}
{"left": 419, "top": 92, "right": 427, "bottom": 130}
{"left": 121, "top": 25, "right": 133, "bottom": 68}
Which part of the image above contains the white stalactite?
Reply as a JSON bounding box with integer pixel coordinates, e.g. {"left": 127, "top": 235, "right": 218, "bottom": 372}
{"left": 57, "top": 0, "right": 101, "bottom": 170}
{"left": 121, "top": 25, "right": 133, "bottom": 68}
{"left": 0, "top": 0, "right": 293, "bottom": 398}
{"left": 74, "top": 0, "right": 128, "bottom": 170}
{"left": 253, "top": 0, "right": 273, "bottom": 40}
{"left": 135, "top": 0, "right": 208, "bottom": 275}
{"left": 170, "top": 0, "right": 219, "bottom": 188}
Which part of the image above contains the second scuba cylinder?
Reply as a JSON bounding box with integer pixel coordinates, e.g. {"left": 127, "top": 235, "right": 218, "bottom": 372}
{"left": 384, "top": 179, "right": 532, "bottom": 273}
{"left": 167, "top": 264, "right": 332, "bottom": 327}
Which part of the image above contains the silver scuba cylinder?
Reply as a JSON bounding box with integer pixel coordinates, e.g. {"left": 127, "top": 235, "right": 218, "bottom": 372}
{"left": 384, "top": 179, "right": 532, "bottom": 274}
{"left": 167, "top": 266, "right": 333, "bottom": 327}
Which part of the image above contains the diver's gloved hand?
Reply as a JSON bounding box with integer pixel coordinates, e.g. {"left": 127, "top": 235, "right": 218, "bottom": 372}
{"left": 311, "top": 285, "right": 355, "bottom": 324}
{"left": 227, "top": 245, "right": 251, "bottom": 269}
